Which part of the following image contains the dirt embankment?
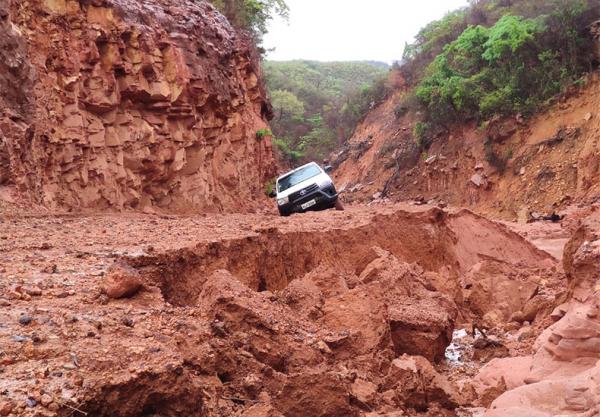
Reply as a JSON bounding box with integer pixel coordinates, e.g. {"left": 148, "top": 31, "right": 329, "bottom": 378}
{"left": 481, "top": 207, "right": 600, "bottom": 417}
{"left": 0, "top": 203, "right": 567, "bottom": 417}
{"left": 333, "top": 70, "right": 600, "bottom": 221}
{"left": 0, "top": 0, "right": 276, "bottom": 213}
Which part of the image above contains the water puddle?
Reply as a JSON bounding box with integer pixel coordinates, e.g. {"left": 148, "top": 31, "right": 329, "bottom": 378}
{"left": 445, "top": 328, "right": 468, "bottom": 364}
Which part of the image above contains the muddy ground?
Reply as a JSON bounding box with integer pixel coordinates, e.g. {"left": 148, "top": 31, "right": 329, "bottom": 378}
{"left": 0, "top": 202, "right": 592, "bottom": 417}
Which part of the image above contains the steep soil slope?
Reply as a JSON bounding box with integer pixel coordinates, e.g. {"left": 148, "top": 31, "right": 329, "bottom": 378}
{"left": 0, "top": 0, "right": 276, "bottom": 213}
{"left": 333, "top": 70, "right": 600, "bottom": 220}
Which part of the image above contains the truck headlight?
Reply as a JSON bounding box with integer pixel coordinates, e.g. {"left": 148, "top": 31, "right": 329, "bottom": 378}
{"left": 277, "top": 196, "right": 289, "bottom": 206}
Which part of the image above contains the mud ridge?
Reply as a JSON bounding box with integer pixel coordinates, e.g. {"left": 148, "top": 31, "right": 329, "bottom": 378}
{"left": 127, "top": 208, "right": 554, "bottom": 307}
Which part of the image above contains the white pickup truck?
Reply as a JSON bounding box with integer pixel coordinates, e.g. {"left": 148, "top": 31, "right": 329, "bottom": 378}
{"left": 271, "top": 162, "right": 339, "bottom": 216}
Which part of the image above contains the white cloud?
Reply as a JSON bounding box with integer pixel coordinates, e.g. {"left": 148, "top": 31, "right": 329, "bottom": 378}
{"left": 263, "top": 0, "right": 470, "bottom": 63}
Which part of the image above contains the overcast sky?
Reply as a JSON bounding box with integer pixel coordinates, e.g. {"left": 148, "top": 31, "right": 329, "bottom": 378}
{"left": 263, "top": 0, "right": 470, "bottom": 63}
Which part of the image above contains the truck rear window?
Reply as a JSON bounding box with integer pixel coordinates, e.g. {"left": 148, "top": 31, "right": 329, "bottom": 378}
{"left": 278, "top": 164, "right": 321, "bottom": 193}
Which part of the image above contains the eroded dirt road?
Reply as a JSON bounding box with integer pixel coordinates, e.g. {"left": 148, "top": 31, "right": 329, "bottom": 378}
{"left": 0, "top": 203, "right": 592, "bottom": 417}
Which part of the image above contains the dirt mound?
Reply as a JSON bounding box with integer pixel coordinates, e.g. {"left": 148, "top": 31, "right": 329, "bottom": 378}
{"left": 0, "top": 204, "right": 563, "bottom": 416}
{"left": 0, "top": 0, "right": 275, "bottom": 213}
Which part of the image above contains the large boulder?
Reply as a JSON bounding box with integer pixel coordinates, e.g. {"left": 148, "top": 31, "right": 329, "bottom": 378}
{"left": 319, "top": 281, "right": 394, "bottom": 359}
{"left": 356, "top": 248, "right": 457, "bottom": 363}
{"left": 382, "top": 355, "right": 462, "bottom": 411}
{"left": 388, "top": 297, "right": 455, "bottom": 363}
{"left": 471, "top": 356, "right": 532, "bottom": 407}
{"left": 275, "top": 371, "right": 358, "bottom": 417}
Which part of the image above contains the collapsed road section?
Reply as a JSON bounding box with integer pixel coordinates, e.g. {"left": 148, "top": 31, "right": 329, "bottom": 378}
{"left": 0, "top": 204, "right": 569, "bottom": 416}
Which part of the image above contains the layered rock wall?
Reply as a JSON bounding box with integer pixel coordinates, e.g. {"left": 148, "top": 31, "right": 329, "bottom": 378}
{"left": 0, "top": 0, "right": 276, "bottom": 212}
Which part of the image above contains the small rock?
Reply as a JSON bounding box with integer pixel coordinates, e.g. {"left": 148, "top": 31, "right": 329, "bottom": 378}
{"left": 41, "top": 264, "right": 58, "bottom": 274}
{"left": 470, "top": 173, "right": 485, "bottom": 188}
{"left": 350, "top": 378, "right": 377, "bottom": 407}
{"left": 509, "top": 311, "right": 526, "bottom": 324}
{"left": 55, "top": 290, "right": 74, "bottom": 298}
{"left": 210, "top": 320, "right": 227, "bottom": 337}
{"left": 517, "top": 327, "right": 535, "bottom": 342}
{"left": 24, "top": 286, "right": 42, "bottom": 296}
{"left": 121, "top": 317, "right": 134, "bottom": 327}
{"left": 7, "top": 290, "right": 21, "bottom": 300}
{"left": 474, "top": 163, "right": 484, "bottom": 170}
{"left": 25, "top": 398, "right": 37, "bottom": 408}
{"left": 550, "top": 303, "right": 568, "bottom": 321}
{"left": 0, "top": 357, "right": 13, "bottom": 365}
{"left": 18, "top": 315, "right": 33, "bottom": 326}
{"left": 0, "top": 298, "right": 10, "bottom": 306}
{"left": 503, "top": 321, "right": 521, "bottom": 332}
{"left": 519, "top": 167, "right": 526, "bottom": 176}
{"left": 372, "top": 192, "right": 382, "bottom": 200}
{"left": 12, "top": 335, "right": 30, "bottom": 343}
{"left": 0, "top": 400, "right": 14, "bottom": 416}
{"left": 425, "top": 155, "right": 437, "bottom": 165}
{"left": 473, "top": 336, "right": 504, "bottom": 350}
{"left": 101, "top": 261, "right": 143, "bottom": 299}
{"left": 40, "top": 394, "right": 53, "bottom": 407}
{"left": 584, "top": 112, "right": 593, "bottom": 121}
{"left": 316, "top": 340, "right": 332, "bottom": 354}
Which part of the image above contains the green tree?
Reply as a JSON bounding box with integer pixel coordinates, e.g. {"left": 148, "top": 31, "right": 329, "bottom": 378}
{"left": 263, "top": 60, "right": 390, "bottom": 165}
{"left": 210, "top": 0, "right": 288, "bottom": 39}
{"left": 414, "top": 1, "right": 597, "bottom": 131}
{"left": 270, "top": 90, "right": 305, "bottom": 122}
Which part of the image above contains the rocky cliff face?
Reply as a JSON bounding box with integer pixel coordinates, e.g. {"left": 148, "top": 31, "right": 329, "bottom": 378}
{"left": 0, "top": 0, "right": 276, "bottom": 212}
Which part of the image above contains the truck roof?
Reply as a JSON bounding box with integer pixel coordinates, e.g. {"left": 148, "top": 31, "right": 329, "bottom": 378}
{"left": 276, "top": 161, "right": 319, "bottom": 181}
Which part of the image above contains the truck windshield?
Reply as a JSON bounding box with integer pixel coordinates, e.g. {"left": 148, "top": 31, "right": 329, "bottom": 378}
{"left": 278, "top": 164, "right": 321, "bottom": 192}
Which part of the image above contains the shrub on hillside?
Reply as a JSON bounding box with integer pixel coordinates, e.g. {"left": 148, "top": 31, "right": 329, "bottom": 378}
{"left": 412, "top": 1, "right": 597, "bottom": 133}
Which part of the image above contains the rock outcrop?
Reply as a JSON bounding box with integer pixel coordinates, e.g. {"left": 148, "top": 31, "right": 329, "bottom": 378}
{"left": 0, "top": 0, "right": 276, "bottom": 212}
{"left": 484, "top": 210, "right": 600, "bottom": 416}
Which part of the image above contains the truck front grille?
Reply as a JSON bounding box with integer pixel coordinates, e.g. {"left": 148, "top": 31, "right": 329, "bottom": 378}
{"left": 289, "top": 184, "right": 319, "bottom": 203}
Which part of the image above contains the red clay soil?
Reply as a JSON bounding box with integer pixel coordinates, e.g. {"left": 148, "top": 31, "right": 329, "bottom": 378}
{"left": 0, "top": 202, "right": 568, "bottom": 417}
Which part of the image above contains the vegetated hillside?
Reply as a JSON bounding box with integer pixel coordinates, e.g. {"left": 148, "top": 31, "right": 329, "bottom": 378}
{"left": 332, "top": 0, "right": 600, "bottom": 220}
{"left": 0, "top": 0, "right": 278, "bottom": 213}
{"left": 263, "top": 60, "right": 390, "bottom": 165}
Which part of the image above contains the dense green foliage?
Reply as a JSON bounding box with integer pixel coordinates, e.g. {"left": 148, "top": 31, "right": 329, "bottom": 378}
{"left": 209, "top": 0, "right": 288, "bottom": 39}
{"left": 263, "top": 60, "right": 390, "bottom": 163}
{"left": 399, "top": 0, "right": 599, "bottom": 148}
